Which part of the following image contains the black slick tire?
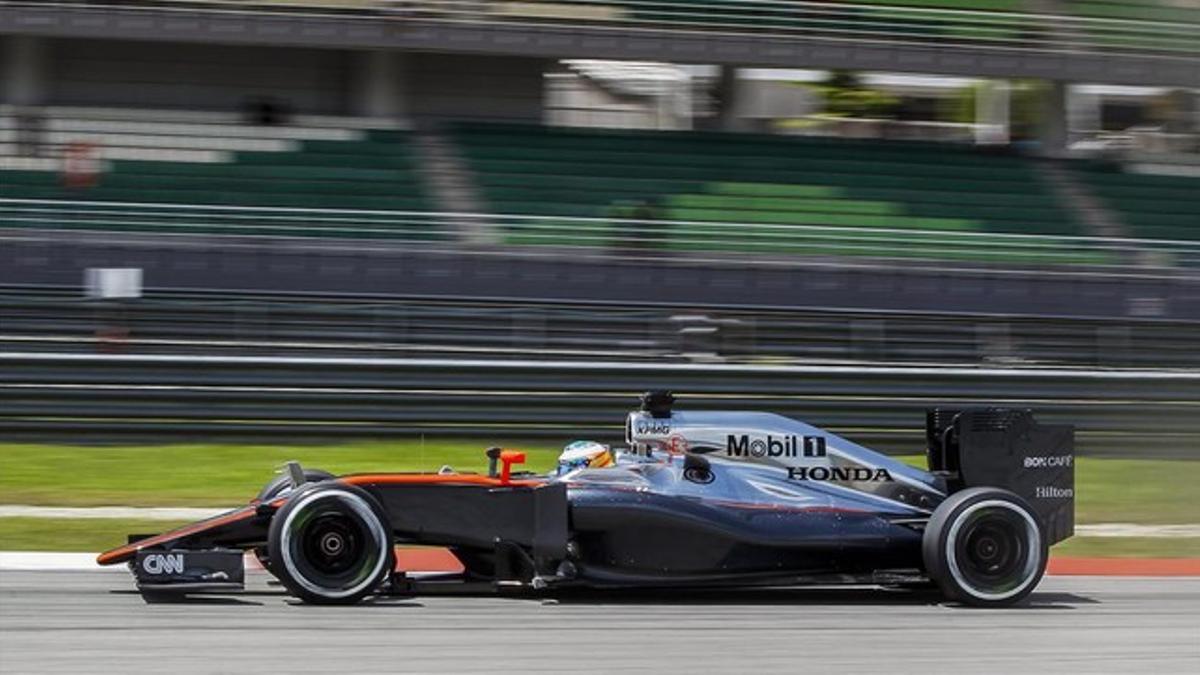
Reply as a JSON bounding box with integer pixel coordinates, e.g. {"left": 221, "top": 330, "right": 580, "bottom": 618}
{"left": 253, "top": 469, "right": 334, "bottom": 570}
{"left": 267, "top": 483, "right": 393, "bottom": 605}
{"left": 922, "top": 487, "right": 1048, "bottom": 607}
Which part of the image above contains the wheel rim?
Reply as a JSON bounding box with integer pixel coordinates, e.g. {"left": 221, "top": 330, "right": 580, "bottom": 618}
{"left": 946, "top": 500, "right": 1041, "bottom": 602}
{"left": 279, "top": 491, "right": 389, "bottom": 599}
{"left": 301, "top": 513, "right": 366, "bottom": 578}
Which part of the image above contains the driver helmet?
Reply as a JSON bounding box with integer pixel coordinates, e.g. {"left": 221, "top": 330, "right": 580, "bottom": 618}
{"left": 556, "top": 440, "right": 613, "bottom": 475}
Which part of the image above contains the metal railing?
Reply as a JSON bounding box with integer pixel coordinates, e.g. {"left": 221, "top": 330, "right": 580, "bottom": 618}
{"left": 4, "top": 198, "right": 1200, "bottom": 270}
{"left": 6, "top": 0, "right": 1199, "bottom": 57}
{"left": 2, "top": 351, "right": 1197, "bottom": 456}
{"left": 5, "top": 287, "right": 1200, "bottom": 367}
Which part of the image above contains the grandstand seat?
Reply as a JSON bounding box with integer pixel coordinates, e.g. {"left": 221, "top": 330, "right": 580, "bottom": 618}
{"left": 452, "top": 122, "right": 1108, "bottom": 265}
{"left": 0, "top": 107, "right": 439, "bottom": 240}
{"left": 1072, "top": 164, "right": 1200, "bottom": 243}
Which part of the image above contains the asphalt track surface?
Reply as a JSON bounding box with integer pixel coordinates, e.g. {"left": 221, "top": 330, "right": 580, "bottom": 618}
{"left": 1, "top": 571, "right": 1198, "bottom": 674}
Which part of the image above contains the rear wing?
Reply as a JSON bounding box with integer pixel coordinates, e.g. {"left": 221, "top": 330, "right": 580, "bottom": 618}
{"left": 926, "top": 408, "right": 1074, "bottom": 545}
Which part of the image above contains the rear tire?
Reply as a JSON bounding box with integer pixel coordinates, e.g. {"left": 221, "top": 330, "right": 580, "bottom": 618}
{"left": 922, "top": 487, "right": 1047, "bottom": 607}
{"left": 267, "top": 483, "right": 393, "bottom": 605}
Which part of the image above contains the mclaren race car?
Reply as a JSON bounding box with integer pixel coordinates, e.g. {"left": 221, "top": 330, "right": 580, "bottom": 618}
{"left": 98, "top": 392, "right": 1075, "bottom": 607}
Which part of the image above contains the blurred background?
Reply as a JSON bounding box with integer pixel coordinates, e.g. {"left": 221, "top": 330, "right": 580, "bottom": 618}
{"left": 0, "top": 0, "right": 1197, "bottom": 555}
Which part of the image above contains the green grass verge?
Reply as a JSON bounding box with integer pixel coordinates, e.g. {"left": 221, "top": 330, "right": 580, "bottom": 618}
{"left": 0, "top": 444, "right": 1194, "bottom": 523}
{"left": 0, "top": 441, "right": 558, "bottom": 508}
{"left": 1051, "top": 537, "right": 1200, "bottom": 559}
{"left": 1063, "top": 457, "right": 1200, "bottom": 525}
{"left": 894, "top": 455, "right": 1200, "bottom": 525}
{"left": 0, "top": 444, "right": 1195, "bottom": 554}
{"left": 0, "top": 518, "right": 190, "bottom": 552}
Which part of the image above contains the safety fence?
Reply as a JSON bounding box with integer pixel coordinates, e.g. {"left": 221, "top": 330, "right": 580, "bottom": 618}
{"left": 2, "top": 352, "right": 1197, "bottom": 456}
{"left": 13, "top": 0, "right": 1200, "bottom": 57}
{"left": 4, "top": 199, "right": 1200, "bottom": 270}
{"left": 5, "top": 286, "right": 1200, "bottom": 369}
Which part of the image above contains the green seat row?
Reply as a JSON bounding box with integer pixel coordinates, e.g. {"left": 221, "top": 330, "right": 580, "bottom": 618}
{"left": 455, "top": 123, "right": 1094, "bottom": 262}
{"left": 469, "top": 160, "right": 1049, "bottom": 194}
{"left": 0, "top": 131, "right": 443, "bottom": 239}
{"left": 3, "top": 170, "right": 425, "bottom": 196}
{"left": 0, "top": 185, "right": 430, "bottom": 211}
{"left": 1073, "top": 165, "right": 1200, "bottom": 241}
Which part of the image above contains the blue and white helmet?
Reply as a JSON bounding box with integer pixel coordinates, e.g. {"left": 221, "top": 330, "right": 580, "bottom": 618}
{"left": 556, "top": 440, "right": 613, "bottom": 474}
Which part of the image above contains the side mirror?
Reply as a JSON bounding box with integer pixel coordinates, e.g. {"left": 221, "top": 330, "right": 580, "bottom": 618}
{"left": 498, "top": 451, "right": 526, "bottom": 485}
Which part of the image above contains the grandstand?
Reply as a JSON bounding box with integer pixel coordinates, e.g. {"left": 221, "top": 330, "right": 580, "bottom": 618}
{"left": 5, "top": 106, "right": 1199, "bottom": 266}
{"left": 0, "top": 108, "right": 427, "bottom": 207}
{"left": 0, "top": 107, "right": 438, "bottom": 239}
{"left": 454, "top": 122, "right": 1115, "bottom": 264}
{"left": 0, "top": 1, "right": 1197, "bottom": 270}
{"left": 1074, "top": 165, "right": 1200, "bottom": 242}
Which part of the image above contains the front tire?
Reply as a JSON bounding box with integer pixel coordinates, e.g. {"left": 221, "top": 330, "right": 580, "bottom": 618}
{"left": 267, "top": 483, "right": 394, "bottom": 605}
{"left": 922, "top": 487, "right": 1047, "bottom": 607}
{"left": 254, "top": 468, "right": 334, "bottom": 570}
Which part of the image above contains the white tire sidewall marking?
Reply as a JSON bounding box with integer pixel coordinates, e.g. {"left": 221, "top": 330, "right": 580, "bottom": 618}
{"left": 279, "top": 489, "right": 389, "bottom": 599}
{"left": 945, "top": 499, "right": 1042, "bottom": 602}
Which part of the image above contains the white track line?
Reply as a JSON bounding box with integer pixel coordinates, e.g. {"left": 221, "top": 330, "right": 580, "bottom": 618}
{"left": 0, "top": 505, "right": 227, "bottom": 520}
{"left": 1076, "top": 524, "right": 1200, "bottom": 538}
{"left": 0, "top": 551, "right": 268, "bottom": 572}
{"left": 0, "top": 552, "right": 117, "bottom": 571}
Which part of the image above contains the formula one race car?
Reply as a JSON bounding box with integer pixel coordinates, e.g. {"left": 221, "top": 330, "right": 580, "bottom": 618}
{"left": 98, "top": 392, "right": 1074, "bottom": 607}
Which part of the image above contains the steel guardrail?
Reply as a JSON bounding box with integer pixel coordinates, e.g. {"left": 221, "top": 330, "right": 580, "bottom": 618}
{"left": 2, "top": 351, "right": 1197, "bottom": 456}
{"left": 4, "top": 198, "right": 1200, "bottom": 270}
{"left": 4, "top": 287, "right": 1200, "bottom": 368}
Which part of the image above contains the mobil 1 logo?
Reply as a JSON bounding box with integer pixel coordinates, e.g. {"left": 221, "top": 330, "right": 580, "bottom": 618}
{"left": 726, "top": 434, "right": 826, "bottom": 459}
